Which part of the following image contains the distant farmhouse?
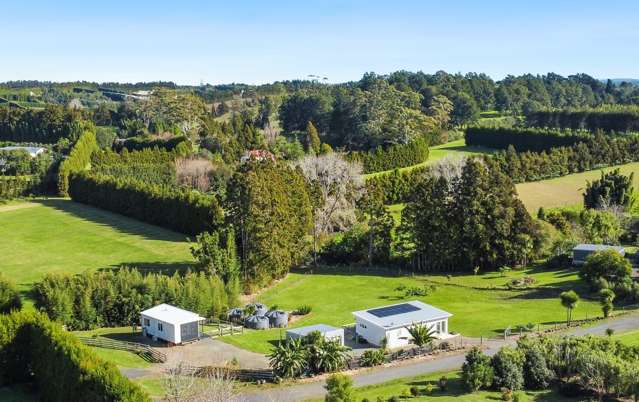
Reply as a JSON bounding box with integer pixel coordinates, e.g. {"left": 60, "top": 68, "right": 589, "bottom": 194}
{"left": 572, "top": 244, "right": 625, "bottom": 265}
{"left": 353, "top": 301, "right": 453, "bottom": 349}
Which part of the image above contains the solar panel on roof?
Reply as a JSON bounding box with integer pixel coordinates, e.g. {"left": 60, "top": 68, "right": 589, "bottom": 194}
{"left": 368, "top": 303, "right": 420, "bottom": 318}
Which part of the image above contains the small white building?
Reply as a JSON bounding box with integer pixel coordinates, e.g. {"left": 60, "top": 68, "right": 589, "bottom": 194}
{"left": 140, "top": 304, "right": 205, "bottom": 345}
{"left": 572, "top": 244, "right": 625, "bottom": 265}
{"left": 353, "top": 301, "right": 452, "bottom": 349}
{"left": 286, "top": 324, "right": 345, "bottom": 346}
{"left": 0, "top": 146, "right": 46, "bottom": 158}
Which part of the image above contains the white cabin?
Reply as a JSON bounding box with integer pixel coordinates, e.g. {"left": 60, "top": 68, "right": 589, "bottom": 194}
{"left": 140, "top": 304, "right": 205, "bottom": 345}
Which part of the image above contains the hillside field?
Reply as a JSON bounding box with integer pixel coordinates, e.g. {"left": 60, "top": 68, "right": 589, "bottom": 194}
{"left": 516, "top": 162, "right": 639, "bottom": 212}
{"left": 221, "top": 266, "right": 602, "bottom": 354}
{"left": 0, "top": 199, "right": 194, "bottom": 298}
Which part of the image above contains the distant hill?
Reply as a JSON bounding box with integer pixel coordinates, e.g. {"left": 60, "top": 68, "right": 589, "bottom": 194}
{"left": 607, "top": 78, "right": 639, "bottom": 85}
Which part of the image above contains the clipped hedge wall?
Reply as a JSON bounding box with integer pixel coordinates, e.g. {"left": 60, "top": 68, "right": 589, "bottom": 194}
{"left": 526, "top": 110, "right": 639, "bottom": 132}
{"left": 68, "top": 172, "right": 223, "bottom": 235}
{"left": 348, "top": 137, "right": 429, "bottom": 173}
{"left": 58, "top": 130, "right": 98, "bottom": 196}
{"left": 0, "top": 176, "right": 32, "bottom": 199}
{"left": 113, "top": 135, "right": 190, "bottom": 153}
{"left": 0, "top": 311, "right": 150, "bottom": 402}
{"left": 465, "top": 127, "right": 588, "bottom": 152}
{"left": 365, "top": 165, "right": 428, "bottom": 204}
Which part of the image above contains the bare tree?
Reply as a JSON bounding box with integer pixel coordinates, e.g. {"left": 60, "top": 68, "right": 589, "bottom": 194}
{"left": 294, "top": 154, "right": 364, "bottom": 263}
{"left": 164, "top": 362, "right": 198, "bottom": 402}
{"left": 262, "top": 121, "right": 281, "bottom": 146}
{"left": 163, "top": 362, "right": 242, "bottom": 402}
{"left": 176, "top": 158, "right": 214, "bottom": 192}
{"left": 430, "top": 155, "right": 467, "bottom": 185}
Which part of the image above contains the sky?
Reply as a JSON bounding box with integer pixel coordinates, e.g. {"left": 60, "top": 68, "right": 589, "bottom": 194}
{"left": 1, "top": 0, "right": 638, "bottom": 85}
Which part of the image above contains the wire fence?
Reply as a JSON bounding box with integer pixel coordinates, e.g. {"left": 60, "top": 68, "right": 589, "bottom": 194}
{"left": 78, "top": 336, "right": 167, "bottom": 363}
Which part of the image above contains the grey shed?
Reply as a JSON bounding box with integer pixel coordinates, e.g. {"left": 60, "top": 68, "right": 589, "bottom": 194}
{"left": 245, "top": 315, "right": 270, "bottom": 330}
{"left": 266, "top": 310, "right": 289, "bottom": 328}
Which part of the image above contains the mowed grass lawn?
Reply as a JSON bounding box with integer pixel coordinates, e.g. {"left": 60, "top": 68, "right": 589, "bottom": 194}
{"left": 613, "top": 329, "right": 639, "bottom": 346}
{"left": 516, "top": 162, "right": 639, "bottom": 212}
{"left": 365, "top": 139, "right": 495, "bottom": 178}
{"left": 310, "top": 370, "right": 583, "bottom": 402}
{"left": 0, "top": 199, "right": 194, "bottom": 298}
{"left": 221, "top": 266, "right": 601, "bottom": 354}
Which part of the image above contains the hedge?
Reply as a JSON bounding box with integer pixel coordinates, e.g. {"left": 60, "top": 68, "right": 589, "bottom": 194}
{"left": 365, "top": 165, "right": 428, "bottom": 204}
{"left": 58, "top": 130, "right": 98, "bottom": 196}
{"left": 526, "top": 109, "right": 639, "bottom": 132}
{"left": 348, "top": 137, "right": 429, "bottom": 173}
{"left": 0, "top": 176, "right": 32, "bottom": 199}
{"left": 0, "top": 311, "right": 150, "bottom": 402}
{"left": 113, "top": 135, "right": 190, "bottom": 153}
{"left": 465, "top": 127, "right": 588, "bottom": 152}
{"left": 68, "top": 172, "right": 223, "bottom": 236}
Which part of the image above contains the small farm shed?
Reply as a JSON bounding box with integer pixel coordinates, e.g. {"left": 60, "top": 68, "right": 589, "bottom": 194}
{"left": 286, "top": 324, "right": 344, "bottom": 345}
{"left": 140, "top": 304, "right": 205, "bottom": 345}
{"left": 0, "top": 146, "right": 46, "bottom": 158}
{"left": 353, "top": 300, "right": 452, "bottom": 349}
{"left": 572, "top": 244, "right": 625, "bottom": 265}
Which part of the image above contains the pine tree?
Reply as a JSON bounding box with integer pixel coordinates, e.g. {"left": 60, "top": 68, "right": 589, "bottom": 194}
{"left": 306, "top": 121, "right": 321, "bottom": 155}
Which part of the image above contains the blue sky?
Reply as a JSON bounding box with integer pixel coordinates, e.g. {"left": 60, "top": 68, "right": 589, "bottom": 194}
{"left": 1, "top": 0, "right": 637, "bottom": 84}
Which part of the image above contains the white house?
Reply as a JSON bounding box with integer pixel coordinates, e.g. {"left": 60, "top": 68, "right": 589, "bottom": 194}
{"left": 140, "top": 304, "right": 205, "bottom": 345}
{"left": 0, "top": 146, "right": 46, "bottom": 158}
{"left": 286, "top": 324, "right": 345, "bottom": 346}
{"left": 572, "top": 244, "right": 625, "bottom": 265}
{"left": 353, "top": 301, "right": 453, "bottom": 349}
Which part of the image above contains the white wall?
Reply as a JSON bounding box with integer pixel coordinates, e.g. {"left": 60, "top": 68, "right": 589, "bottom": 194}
{"left": 355, "top": 317, "right": 387, "bottom": 346}
{"left": 141, "top": 314, "right": 178, "bottom": 344}
{"left": 356, "top": 317, "right": 450, "bottom": 349}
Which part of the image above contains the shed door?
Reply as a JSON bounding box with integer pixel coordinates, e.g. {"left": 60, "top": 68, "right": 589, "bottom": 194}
{"left": 180, "top": 321, "right": 199, "bottom": 342}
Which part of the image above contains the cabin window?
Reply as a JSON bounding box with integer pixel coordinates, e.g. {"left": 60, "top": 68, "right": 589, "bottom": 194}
{"left": 360, "top": 323, "right": 367, "bottom": 329}
{"left": 143, "top": 318, "right": 150, "bottom": 327}
{"left": 158, "top": 322, "right": 163, "bottom": 332}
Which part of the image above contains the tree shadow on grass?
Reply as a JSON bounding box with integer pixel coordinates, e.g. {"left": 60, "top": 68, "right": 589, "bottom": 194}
{"left": 34, "top": 199, "right": 189, "bottom": 242}
{"left": 102, "top": 261, "right": 196, "bottom": 276}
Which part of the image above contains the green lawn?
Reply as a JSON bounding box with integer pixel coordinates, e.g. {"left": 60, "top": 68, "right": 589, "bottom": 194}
{"left": 516, "top": 162, "right": 639, "bottom": 212}
{"left": 365, "top": 139, "right": 495, "bottom": 178}
{"left": 0, "top": 199, "right": 194, "bottom": 299}
{"left": 220, "top": 266, "right": 601, "bottom": 354}
{"left": 310, "top": 370, "right": 585, "bottom": 402}
{"left": 613, "top": 329, "right": 639, "bottom": 346}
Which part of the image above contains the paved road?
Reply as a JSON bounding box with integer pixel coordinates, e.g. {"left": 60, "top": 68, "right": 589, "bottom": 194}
{"left": 241, "top": 314, "right": 639, "bottom": 402}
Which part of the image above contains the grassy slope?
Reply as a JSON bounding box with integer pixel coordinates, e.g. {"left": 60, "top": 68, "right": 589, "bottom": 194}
{"left": 221, "top": 266, "right": 601, "bottom": 354}
{"left": 365, "top": 139, "right": 495, "bottom": 178}
{"left": 613, "top": 329, "right": 639, "bottom": 346}
{"left": 308, "top": 370, "right": 584, "bottom": 402}
{"left": 516, "top": 162, "right": 639, "bottom": 212}
{"left": 0, "top": 199, "right": 194, "bottom": 298}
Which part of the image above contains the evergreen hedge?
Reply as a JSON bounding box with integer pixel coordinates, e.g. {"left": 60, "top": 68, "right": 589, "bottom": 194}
{"left": 465, "top": 127, "right": 588, "bottom": 152}
{"left": 526, "top": 109, "right": 639, "bottom": 132}
{"left": 365, "top": 166, "right": 428, "bottom": 204}
{"left": 0, "top": 311, "right": 150, "bottom": 402}
{"left": 58, "top": 130, "right": 98, "bottom": 196}
{"left": 348, "top": 137, "right": 429, "bottom": 173}
{"left": 0, "top": 176, "right": 32, "bottom": 199}
{"left": 113, "top": 135, "right": 189, "bottom": 152}
{"left": 68, "top": 172, "right": 223, "bottom": 235}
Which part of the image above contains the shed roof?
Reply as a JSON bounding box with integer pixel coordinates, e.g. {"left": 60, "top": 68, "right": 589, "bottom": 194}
{"left": 286, "top": 324, "right": 342, "bottom": 337}
{"left": 140, "top": 304, "right": 204, "bottom": 325}
{"left": 353, "top": 300, "right": 452, "bottom": 330}
{"left": 573, "top": 244, "right": 625, "bottom": 252}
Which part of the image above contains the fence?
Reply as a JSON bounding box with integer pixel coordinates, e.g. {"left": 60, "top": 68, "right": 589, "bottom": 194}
{"left": 78, "top": 336, "right": 167, "bottom": 363}
{"left": 177, "top": 365, "right": 275, "bottom": 382}
{"left": 201, "top": 319, "right": 244, "bottom": 338}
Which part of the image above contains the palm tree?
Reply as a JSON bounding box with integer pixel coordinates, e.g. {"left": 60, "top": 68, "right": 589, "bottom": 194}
{"left": 407, "top": 322, "right": 437, "bottom": 347}
{"left": 268, "top": 338, "right": 307, "bottom": 379}
{"left": 560, "top": 290, "right": 580, "bottom": 326}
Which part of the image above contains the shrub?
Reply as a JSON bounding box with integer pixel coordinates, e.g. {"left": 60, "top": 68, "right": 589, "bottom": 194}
{"left": 491, "top": 347, "right": 524, "bottom": 391}
{"left": 522, "top": 346, "right": 553, "bottom": 389}
{"left": 295, "top": 305, "right": 313, "bottom": 315}
{"left": 360, "top": 349, "right": 386, "bottom": 367}
{"left": 68, "top": 171, "right": 223, "bottom": 236}
{"left": 0, "top": 274, "right": 21, "bottom": 313}
{"left": 324, "top": 373, "right": 355, "bottom": 402}
{"left": 409, "top": 386, "right": 419, "bottom": 397}
{"left": 461, "top": 347, "right": 494, "bottom": 391}
{"left": 583, "top": 169, "right": 634, "bottom": 209}
{"left": 580, "top": 250, "right": 632, "bottom": 289}
{"left": 0, "top": 310, "right": 150, "bottom": 401}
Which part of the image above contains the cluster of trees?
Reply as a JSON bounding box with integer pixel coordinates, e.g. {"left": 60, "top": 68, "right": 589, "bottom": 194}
{"left": 228, "top": 161, "right": 313, "bottom": 288}
{"left": 541, "top": 207, "right": 623, "bottom": 246}
{"left": 32, "top": 268, "right": 236, "bottom": 330}
{"left": 347, "top": 137, "right": 429, "bottom": 173}
{"left": 583, "top": 169, "right": 634, "bottom": 210}
{"left": 0, "top": 176, "right": 35, "bottom": 199}
{"left": 0, "top": 105, "right": 87, "bottom": 143}
{"left": 68, "top": 171, "right": 223, "bottom": 236}
{"left": 365, "top": 165, "right": 428, "bottom": 204}
{"left": 526, "top": 106, "right": 639, "bottom": 132}
{"left": 112, "top": 135, "right": 190, "bottom": 153}
{"left": 462, "top": 336, "right": 639, "bottom": 401}
{"left": 57, "top": 129, "right": 98, "bottom": 195}
{"left": 269, "top": 331, "right": 350, "bottom": 379}
{"left": 0, "top": 310, "right": 150, "bottom": 402}
{"left": 398, "top": 158, "right": 542, "bottom": 271}
{"left": 0, "top": 273, "right": 21, "bottom": 313}
{"left": 0, "top": 148, "right": 53, "bottom": 176}
{"left": 580, "top": 250, "right": 638, "bottom": 303}
{"left": 91, "top": 147, "right": 178, "bottom": 186}
{"left": 199, "top": 114, "right": 265, "bottom": 164}
{"left": 465, "top": 127, "right": 588, "bottom": 152}
{"left": 491, "top": 134, "right": 639, "bottom": 183}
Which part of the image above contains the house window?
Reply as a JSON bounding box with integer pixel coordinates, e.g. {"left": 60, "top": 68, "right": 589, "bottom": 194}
{"left": 143, "top": 318, "right": 150, "bottom": 327}
{"left": 360, "top": 323, "right": 367, "bottom": 329}
{"left": 436, "top": 322, "right": 442, "bottom": 333}
{"left": 158, "top": 322, "right": 163, "bottom": 332}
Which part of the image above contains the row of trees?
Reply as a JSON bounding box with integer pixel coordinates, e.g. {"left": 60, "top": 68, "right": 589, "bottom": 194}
{"left": 465, "top": 126, "right": 589, "bottom": 152}
{"left": 32, "top": 268, "right": 236, "bottom": 330}
{"left": 462, "top": 336, "right": 639, "bottom": 400}
{"left": 68, "top": 171, "right": 223, "bottom": 235}
{"left": 91, "top": 147, "right": 178, "bottom": 186}
{"left": 0, "top": 105, "right": 87, "bottom": 143}
{"left": 347, "top": 136, "right": 429, "bottom": 173}
{"left": 526, "top": 107, "right": 639, "bottom": 132}
{"left": 398, "top": 158, "right": 542, "bottom": 271}
{"left": 0, "top": 310, "right": 150, "bottom": 401}
{"left": 57, "top": 128, "right": 98, "bottom": 195}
